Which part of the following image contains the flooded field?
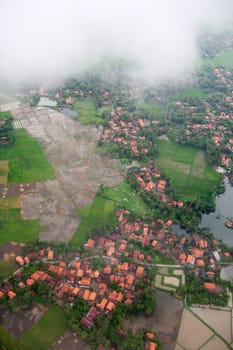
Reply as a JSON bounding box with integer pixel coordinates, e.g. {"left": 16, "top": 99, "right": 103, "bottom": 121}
{"left": 124, "top": 290, "right": 183, "bottom": 350}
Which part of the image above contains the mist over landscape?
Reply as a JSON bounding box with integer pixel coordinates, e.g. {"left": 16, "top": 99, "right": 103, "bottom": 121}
{"left": 0, "top": 0, "right": 233, "bottom": 87}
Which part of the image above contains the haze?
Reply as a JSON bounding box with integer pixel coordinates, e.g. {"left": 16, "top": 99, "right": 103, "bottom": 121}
{"left": 0, "top": 0, "right": 233, "bottom": 87}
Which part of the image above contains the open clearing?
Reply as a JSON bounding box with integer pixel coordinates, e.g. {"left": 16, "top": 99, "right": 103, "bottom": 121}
{"left": 124, "top": 290, "right": 183, "bottom": 350}
{"left": 9, "top": 105, "right": 123, "bottom": 242}
{"left": 178, "top": 87, "right": 208, "bottom": 99}
{"left": 18, "top": 306, "right": 68, "bottom": 350}
{"left": 103, "top": 181, "right": 148, "bottom": 217}
{"left": 0, "top": 304, "right": 45, "bottom": 339}
{"left": 74, "top": 99, "right": 104, "bottom": 124}
{"left": 50, "top": 331, "right": 91, "bottom": 350}
{"left": 164, "top": 276, "right": 180, "bottom": 287}
{"left": 0, "top": 242, "right": 23, "bottom": 279}
{"left": 156, "top": 140, "right": 220, "bottom": 201}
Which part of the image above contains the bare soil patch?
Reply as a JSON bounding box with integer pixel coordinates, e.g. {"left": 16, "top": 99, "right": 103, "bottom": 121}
{"left": 0, "top": 242, "right": 23, "bottom": 261}
{"left": 164, "top": 276, "right": 180, "bottom": 287}
{"left": 0, "top": 304, "right": 46, "bottom": 338}
{"left": 124, "top": 290, "right": 183, "bottom": 350}
{"left": 50, "top": 331, "right": 91, "bottom": 350}
{"left": 0, "top": 183, "right": 37, "bottom": 198}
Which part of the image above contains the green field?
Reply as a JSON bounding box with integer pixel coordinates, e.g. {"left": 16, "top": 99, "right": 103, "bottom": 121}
{"left": 70, "top": 182, "right": 148, "bottom": 247}
{"left": 0, "top": 325, "right": 23, "bottom": 350}
{"left": 178, "top": 87, "right": 208, "bottom": 99}
{"left": 144, "top": 102, "right": 164, "bottom": 119}
{"left": 0, "top": 219, "right": 39, "bottom": 245}
{"left": 0, "top": 208, "right": 20, "bottom": 220}
{"left": 18, "top": 306, "right": 68, "bottom": 350}
{"left": 0, "top": 257, "right": 18, "bottom": 280}
{"left": 103, "top": 182, "right": 148, "bottom": 216}
{"left": 70, "top": 195, "right": 115, "bottom": 247}
{"left": 156, "top": 140, "right": 221, "bottom": 201}
{"left": 74, "top": 99, "right": 104, "bottom": 124}
{"left": 201, "top": 48, "right": 233, "bottom": 68}
{"left": 0, "top": 129, "right": 55, "bottom": 183}
{"left": 0, "top": 111, "right": 13, "bottom": 119}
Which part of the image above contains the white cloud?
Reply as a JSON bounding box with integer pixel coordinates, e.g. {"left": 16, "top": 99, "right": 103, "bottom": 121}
{"left": 0, "top": 0, "right": 232, "bottom": 86}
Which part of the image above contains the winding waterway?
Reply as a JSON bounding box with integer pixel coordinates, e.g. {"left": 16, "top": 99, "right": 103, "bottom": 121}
{"left": 200, "top": 177, "right": 233, "bottom": 247}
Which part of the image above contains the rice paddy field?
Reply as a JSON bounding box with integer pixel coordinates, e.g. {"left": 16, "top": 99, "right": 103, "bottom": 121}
{"left": 0, "top": 307, "right": 68, "bottom": 350}
{"left": 0, "top": 219, "right": 39, "bottom": 245}
{"left": 156, "top": 140, "right": 221, "bottom": 201}
{"left": 74, "top": 99, "right": 104, "bottom": 124}
{"left": 70, "top": 195, "right": 115, "bottom": 247}
{"left": 0, "top": 129, "right": 55, "bottom": 183}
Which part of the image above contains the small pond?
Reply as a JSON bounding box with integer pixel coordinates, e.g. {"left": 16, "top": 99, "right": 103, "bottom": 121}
{"left": 200, "top": 177, "right": 233, "bottom": 247}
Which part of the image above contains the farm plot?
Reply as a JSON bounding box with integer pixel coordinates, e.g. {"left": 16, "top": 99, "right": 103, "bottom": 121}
{"left": 0, "top": 160, "right": 8, "bottom": 184}
{"left": 156, "top": 140, "right": 220, "bottom": 201}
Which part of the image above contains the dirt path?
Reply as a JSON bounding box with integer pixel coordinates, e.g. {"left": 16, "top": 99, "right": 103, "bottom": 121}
{"left": 10, "top": 105, "right": 123, "bottom": 242}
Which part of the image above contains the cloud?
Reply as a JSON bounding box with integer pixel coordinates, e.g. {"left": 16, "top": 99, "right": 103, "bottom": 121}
{"left": 0, "top": 0, "right": 232, "bottom": 86}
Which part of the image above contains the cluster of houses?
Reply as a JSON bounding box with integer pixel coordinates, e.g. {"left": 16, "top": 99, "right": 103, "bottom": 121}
{"left": 0, "top": 234, "right": 150, "bottom": 330}
{"left": 116, "top": 209, "right": 231, "bottom": 293}
{"left": 134, "top": 166, "right": 184, "bottom": 208}
{"left": 0, "top": 205, "right": 232, "bottom": 349}
{"left": 1, "top": 207, "right": 231, "bottom": 307}
{"left": 102, "top": 108, "right": 153, "bottom": 156}
{"left": 175, "top": 67, "right": 233, "bottom": 168}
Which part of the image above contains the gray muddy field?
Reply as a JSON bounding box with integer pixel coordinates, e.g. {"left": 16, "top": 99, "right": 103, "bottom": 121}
{"left": 10, "top": 105, "right": 123, "bottom": 242}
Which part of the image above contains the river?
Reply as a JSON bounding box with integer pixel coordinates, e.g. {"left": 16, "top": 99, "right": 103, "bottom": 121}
{"left": 200, "top": 177, "right": 233, "bottom": 247}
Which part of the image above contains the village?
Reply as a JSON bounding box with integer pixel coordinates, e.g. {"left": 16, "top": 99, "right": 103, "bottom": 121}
{"left": 1, "top": 27, "right": 233, "bottom": 349}
{"left": 0, "top": 204, "right": 232, "bottom": 347}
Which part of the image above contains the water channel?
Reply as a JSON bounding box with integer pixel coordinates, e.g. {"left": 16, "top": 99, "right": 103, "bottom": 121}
{"left": 200, "top": 176, "right": 233, "bottom": 247}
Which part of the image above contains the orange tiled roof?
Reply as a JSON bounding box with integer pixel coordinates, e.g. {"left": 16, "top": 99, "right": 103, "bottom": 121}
{"left": 97, "top": 298, "right": 108, "bottom": 311}
{"left": 8, "top": 291, "right": 16, "bottom": 299}
{"left": 136, "top": 266, "right": 144, "bottom": 278}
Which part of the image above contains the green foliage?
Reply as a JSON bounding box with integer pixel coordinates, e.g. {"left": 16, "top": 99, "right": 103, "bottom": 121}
{"left": 186, "top": 271, "right": 228, "bottom": 306}
{"left": 65, "top": 297, "right": 89, "bottom": 326}
{"left": 18, "top": 306, "right": 68, "bottom": 350}
{"left": 118, "top": 329, "right": 144, "bottom": 350}
{"left": 30, "top": 94, "right": 40, "bottom": 107}
{"left": 0, "top": 129, "right": 54, "bottom": 182}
